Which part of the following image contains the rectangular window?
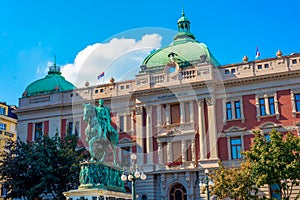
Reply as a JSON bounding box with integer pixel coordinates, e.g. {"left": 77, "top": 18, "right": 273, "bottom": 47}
{"left": 67, "top": 121, "right": 73, "bottom": 135}
{"left": 95, "top": 89, "right": 98, "bottom": 94}
{"left": 257, "top": 65, "right": 262, "bottom": 69}
{"left": 231, "top": 68, "right": 236, "bottom": 74}
{"left": 172, "top": 141, "right": 182, "bottom": 162}
{"left": 119, "top": 116, "right": 124, "bottom": 132}
{"left": 121, "top": 147, "right": 131, "bottom": 167}
{"left": 0, "top": 123, "right": 6, "bottom": 130}
{"left": 0, "top": 107, "right": 6, "bottom": 115}
{"left": 226, "top": 102, "right": 232, "bottom": 120}
{"left": 268, "top": 97, "right": 275, "bottom": 115}
{"left": 295, "top": 94, "right": 300, "bottom": 112}
{"left": 184, "top": 102, "right": 190, "bottom": 123}
{"left": 75, "top": 121, "right": 80, "bottom": 137}
{"left": 292, "top": 59, "right": 297, "bottom": 64}
{"left": 34, "top": 122, "right": 43, "bottom": 141}
{"left": 259, "top": 98, "right": 266, "bottom": 116}
{"left": 170, "top": 104, "right": 180, "bottom": 124}
{"left": 264, "top": 63, "right": 269, "bottom": 68}
{"left": 234, "top": 101, "right": 241, "bottom": 119}
{"left": 230, "top": 138, "right": 242, "bottom": 159}
{"left": 225, "top": 69, "right": 229, "bottom": 74}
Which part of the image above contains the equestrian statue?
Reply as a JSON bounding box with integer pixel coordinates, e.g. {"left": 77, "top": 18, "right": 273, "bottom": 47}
{"left": 83, "top": 99, "right": 119, "bottom": 165}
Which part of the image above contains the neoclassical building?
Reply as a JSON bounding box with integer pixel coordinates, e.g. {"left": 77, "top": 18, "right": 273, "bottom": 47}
{"left": 16, "top": 11, "right": 300, "bottom": 200}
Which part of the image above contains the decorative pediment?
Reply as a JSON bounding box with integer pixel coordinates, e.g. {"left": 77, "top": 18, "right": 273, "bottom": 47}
{"left": 224, "top": 126, "right": 246, "bottom": 133}
{"left": 259, "top": 122, "right": 280, "bottom": 129}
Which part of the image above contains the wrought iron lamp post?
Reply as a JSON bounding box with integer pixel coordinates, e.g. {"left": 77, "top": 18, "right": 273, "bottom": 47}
{"left": 121, "top": 153, "right": 146, "bottom": 200}
{"left": 199, "top": 169, "right": 214, "bottom": 200}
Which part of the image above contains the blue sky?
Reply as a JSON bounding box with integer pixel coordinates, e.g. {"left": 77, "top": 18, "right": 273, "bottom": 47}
{"left": 1, "top": 0, "right": 300, "bottom": 106}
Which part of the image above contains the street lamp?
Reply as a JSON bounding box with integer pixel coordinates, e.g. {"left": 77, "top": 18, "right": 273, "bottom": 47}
{"left": 121, "top": 153, "right": 146, "bottom": 200}
{"left": 199, "top": 169, "right": 214, "bottom": 200}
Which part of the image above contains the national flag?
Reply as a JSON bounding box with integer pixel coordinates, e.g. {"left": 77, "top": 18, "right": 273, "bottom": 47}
{"left": 97, "top": 72, "right": 104, "bottom": 80}
{"left": 255, "top": 46, "right": 260, "bottom": 59}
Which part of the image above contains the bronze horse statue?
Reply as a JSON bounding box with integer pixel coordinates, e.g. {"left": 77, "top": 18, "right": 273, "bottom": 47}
{"left": 83, "top": 102, "right": 118, "bottom": 165}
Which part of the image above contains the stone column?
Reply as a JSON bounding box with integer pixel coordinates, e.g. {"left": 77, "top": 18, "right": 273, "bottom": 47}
{"left": 191, "top": 139, "right": 196, "bottom": 162}
{"left": 189, "top": 101, "right": 194, "bottom": 123}
{"left": 167, "top": 142, "right": 172, "bottom": 163}
{"left": 197, "top": 100, "right": 207, "bottom": 160}
{"left": 166, "top": 104, "right": 170, "bottom": 125}
{"left": 131, "top": 110, "right": 134, "bottom": 132}
{"left": 181, "top": 140, "right": 186, "bottom": 163}
{"left": 157, "top": 104, "right": 162, "bottom": 126}
{"left": 135, "top": 106, "right": 144, "bottom": 165}
{"left": 180, "top": 102, "right": 185, "bottom": 123}
{"left": 206, "top": 98, "right": 218, "bottom": 160}
{"left": 157, "top": 142, "right": 162, "bottom": 165}
{"left": 146, "top": 106, "right": 153, "bottom": 164}
{"left": 124, "top": 113, "right": 128, "bottom": 132}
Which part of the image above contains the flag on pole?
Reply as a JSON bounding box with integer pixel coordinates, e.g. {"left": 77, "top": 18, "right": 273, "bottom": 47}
{"left": 255, "top": 46, "right": 260, "bottom": 59}
{"left": 97, "top": 72, "right": 105, "bottom": 80}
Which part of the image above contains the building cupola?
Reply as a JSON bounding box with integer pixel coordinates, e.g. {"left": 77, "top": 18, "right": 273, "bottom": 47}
{"left": 174, "top": 9, "right": 196, "bottom": 41}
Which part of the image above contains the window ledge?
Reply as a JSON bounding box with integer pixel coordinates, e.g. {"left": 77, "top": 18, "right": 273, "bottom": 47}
{"left": 226, "top": 117, "right": 245, "bottom": 123}
{"left": 257, "top": 114, "right": 280, "bottom": 121}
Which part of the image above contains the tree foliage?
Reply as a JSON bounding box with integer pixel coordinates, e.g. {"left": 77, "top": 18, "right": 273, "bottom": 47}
{"left": 245, "top": 130, "right": 300, "bottom": 200}
{"left": 211, "top": 129, "right": 300, "bottom": 200}
{"left": 211, "top": 160, "right": 259, "bottom": 200}
{"left": 0, "top": 134, "right": 85, "bottom": 200}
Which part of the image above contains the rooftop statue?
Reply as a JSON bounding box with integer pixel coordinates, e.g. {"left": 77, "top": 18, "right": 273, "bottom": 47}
{"left": 83, "top": 99, "right": 119, "bottom": 165}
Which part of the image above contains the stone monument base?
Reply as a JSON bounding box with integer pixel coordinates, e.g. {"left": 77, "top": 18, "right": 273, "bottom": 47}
{"left": 64, "top": 188, "right": 131, "bottom": 200}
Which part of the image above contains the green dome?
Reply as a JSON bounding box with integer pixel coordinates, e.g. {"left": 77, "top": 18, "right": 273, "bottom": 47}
{"left": 142, "top": 39, "right": 220, "bottom": 69}
{"left": 141, "top": 11, "right": 220, "bottom": 71}
{"left": 23, "top": 64, "right": 75, "bottom": 97}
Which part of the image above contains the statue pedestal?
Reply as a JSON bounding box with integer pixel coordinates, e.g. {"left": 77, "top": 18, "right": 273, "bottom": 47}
{"left": 64, "top": 188, "right": 131, "bottom": 200}
{"left": 64, "top": 162, "right": 131, "bottom": 200}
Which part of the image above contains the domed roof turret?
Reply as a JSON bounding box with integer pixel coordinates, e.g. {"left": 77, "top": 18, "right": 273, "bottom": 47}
{"left": 141, "top": 11, "right": 220, "bottom": 71}
{"left": 23, "top": 61, "right": 75, "bottom": 97}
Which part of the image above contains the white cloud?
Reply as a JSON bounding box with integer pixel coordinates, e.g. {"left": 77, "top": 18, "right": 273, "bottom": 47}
{"left": 60, "top": 33, "right": 162, "bottom": 87}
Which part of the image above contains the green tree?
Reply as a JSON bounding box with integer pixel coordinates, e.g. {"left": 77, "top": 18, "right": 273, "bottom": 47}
{"left": 0, "top": 134, "right": 85, "bottom": 200}
{"left": 211, "top": 161, "right": 259, "bottom": 200}
{"left": 245, "top": 130, "right": 300, "bottom": 200}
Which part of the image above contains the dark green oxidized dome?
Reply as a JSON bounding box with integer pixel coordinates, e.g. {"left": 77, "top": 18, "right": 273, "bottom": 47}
{"left": 23, "top": 63, "right": 75, "bottom": 97}
{"left": 142, "top": 10, "right": 220, "bottom": 70}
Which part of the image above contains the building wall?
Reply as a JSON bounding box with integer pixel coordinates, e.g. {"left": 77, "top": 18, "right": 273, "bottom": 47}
{"left": 15, "top": 54, "right": 300, "bottom": 199}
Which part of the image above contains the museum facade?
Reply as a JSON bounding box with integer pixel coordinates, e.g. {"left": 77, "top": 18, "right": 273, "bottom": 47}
{"left": 16, "top": 11, "right": 300, "bottom": 200}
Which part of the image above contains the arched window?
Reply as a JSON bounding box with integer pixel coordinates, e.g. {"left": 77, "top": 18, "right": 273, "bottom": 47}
{"left": 169, "top": 183, "right": 187, "bottom": 200}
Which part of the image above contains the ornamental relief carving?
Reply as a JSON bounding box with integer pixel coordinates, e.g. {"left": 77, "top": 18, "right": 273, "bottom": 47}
{"left": 205, "top": 97, "right": 215, "bottom": 105}
{"left": 135, "top": 106, "right": 144, "bottom": 115}
{"left": 196, "top": 99, "right": 205, "bottom": 107}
